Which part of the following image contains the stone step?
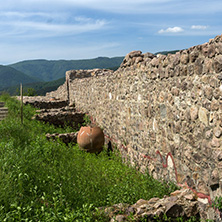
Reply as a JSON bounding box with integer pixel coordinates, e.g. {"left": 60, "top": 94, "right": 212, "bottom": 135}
{"left": 0, "top": 106, "right": 8, "bottom": 121}
{"left": 0, "top": 112, "right": 8, "bottom": 116}
{"left": 0, "top": 113, "right": 8, "bottom": 118}
{"left": 0, "top": 107, "right": 8, "bottom": 112}
{"left": 0, "top": 114, "right": 8, "bottom": 120}
{"left": 0, "top": 102, "right": 5, "bottom": 108}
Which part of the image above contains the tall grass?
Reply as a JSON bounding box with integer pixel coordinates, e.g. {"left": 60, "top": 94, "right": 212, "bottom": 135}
{"left": 0, "top": 94, "right": 177, "bottom": 221}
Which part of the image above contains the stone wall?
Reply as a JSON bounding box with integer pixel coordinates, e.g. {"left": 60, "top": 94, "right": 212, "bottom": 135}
{"left": 48, "top": 34, "right": 222, "bottom": 218}
{"left": 46, "top": 81, "right": 68, "bottom": 101}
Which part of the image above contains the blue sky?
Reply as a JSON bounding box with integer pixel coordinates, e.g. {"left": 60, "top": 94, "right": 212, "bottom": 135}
{"left": 0, "top": 0, "right": 221, "bottom": 64}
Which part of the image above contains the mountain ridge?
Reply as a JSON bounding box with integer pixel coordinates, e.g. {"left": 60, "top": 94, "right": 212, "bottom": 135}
{"left": 1, "top": 51, "right": 178, "bottom": 95}
{"left": 0, "top": 65, "right": 40, "bottom": 90}
{"left": 8, "top": 56, "right": 124, "bottom": 82}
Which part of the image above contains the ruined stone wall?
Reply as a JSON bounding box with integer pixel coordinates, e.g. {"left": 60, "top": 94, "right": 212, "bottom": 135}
{"left": 48, "top": 35, "right": 222, "bottom": 216}
{"left": 46, "top": 81, "right": 68, "bottom": 101}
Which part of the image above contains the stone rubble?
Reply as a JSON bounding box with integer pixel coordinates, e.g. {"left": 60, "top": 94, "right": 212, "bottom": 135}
{"left": 99, "top": 187, "right": 218, "bottom": 221}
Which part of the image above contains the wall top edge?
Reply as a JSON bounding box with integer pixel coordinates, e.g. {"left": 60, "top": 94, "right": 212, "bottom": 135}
{"left": 65, "top": 34, "right": 222, "bottom": 80}
{"left": 119, "top": 34, "right": 222, "bottom": 69}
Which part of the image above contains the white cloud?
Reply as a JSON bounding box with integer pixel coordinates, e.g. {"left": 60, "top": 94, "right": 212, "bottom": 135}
{"left": 68, "top": 0, "right": 222, "bottom": 14}
{"left": 0, "top": 0, "right": 221, "bottom": 65}
{"left": 158, "top": 26, "right": 184, "bottom": 34}
{"left": 0, "top": 0, "right": 222, "bottom": 16}
{"left": 191, "top": 25, "right": 208, "bottom": 30}
{"left": 1, "top": 0, "right": 221, "bottom": 15}
{"left": 0, "top": 12, "right": 108, "bottom": 39}
{"left": 0, "top": 0, "right": 182, "bottom": 14}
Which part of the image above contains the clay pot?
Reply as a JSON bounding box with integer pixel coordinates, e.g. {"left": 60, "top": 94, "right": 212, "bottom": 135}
{"left": 77, "top": 126, "right": 104, "bottom": 153}
{"left": 49, "top": 97, "right": 56, "bottom": 101}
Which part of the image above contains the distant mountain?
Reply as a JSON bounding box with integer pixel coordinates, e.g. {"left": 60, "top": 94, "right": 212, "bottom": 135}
{"left": 155, "top": 50, "right": 180, "bottom": 55}
{"left": 8, "top": 56, "right": 124, "bottom": 82}
{"left": 0, "top": 77, "right": 66, "bottom": 96}
{"left": 0, "top": 65, "right": 39, "bottom": 90}
{"left": 1, "top": 56, "right": 123, "bottom": 95}
{"left": 2, "top": 63, "right": 123, "bottom": 96}
{"left": 1, "top": 62, "right": 125, "bottom": 96}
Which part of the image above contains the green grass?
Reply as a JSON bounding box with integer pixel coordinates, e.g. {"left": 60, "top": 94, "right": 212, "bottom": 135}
{"left": 0, "top": 94, "right": 178, "bottom": 221}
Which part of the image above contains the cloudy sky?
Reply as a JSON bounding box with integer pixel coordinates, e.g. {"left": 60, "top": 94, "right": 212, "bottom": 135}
{"left": 0, "top": 0, "right": 221, "bottom": 64}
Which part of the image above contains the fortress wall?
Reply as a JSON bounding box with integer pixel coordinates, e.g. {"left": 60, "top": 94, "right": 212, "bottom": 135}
{"left": 46, "top": 81, "right": 68, "bottom": 101}
{"left": 48, "top": 35, "right": 222, "bottom": 213}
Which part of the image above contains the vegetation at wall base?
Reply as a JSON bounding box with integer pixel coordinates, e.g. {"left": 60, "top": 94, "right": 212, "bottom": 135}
{"left": 212, "top": 196, "right": 222, "bottom": 213}
{"left": 0, "top": 94, "right": 181, "bottom": 221}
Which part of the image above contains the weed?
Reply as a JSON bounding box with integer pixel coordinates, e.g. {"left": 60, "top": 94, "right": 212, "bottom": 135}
{"left": 83, "top": 114, "right": 91, "bottom": 126}
{"left": 212, "top": 196, "right": 222, "bottom": 211}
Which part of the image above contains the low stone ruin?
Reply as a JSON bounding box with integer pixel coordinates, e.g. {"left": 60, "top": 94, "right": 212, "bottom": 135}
{"left": 18, "top": 96, "right": 68, "bottom": 109}
{"left": 33, "top": 106, "right": 85, "bottom": 129}
{"left": 66, "top": 68, "right": 114, "bottom": 80}
{"left": 19, "top": 96, "right": 84, "bottom": 142}
{"left": 98, "top": 186, "right": 219, "bottom": 221}
{"left": 18, "top": 96, "right": 85, "bottom": 129}
{"left": 0, "top": 102, "right": 8, "bottom": 121}
{"left": 27, "top": 99, "right": 68, "bottom": 109}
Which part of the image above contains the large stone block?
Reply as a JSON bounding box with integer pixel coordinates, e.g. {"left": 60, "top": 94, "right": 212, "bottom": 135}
{"left": 198, "top": 107, "right": 208, "bottom": 126}
{"left": 213, "top": 55, "right": 222, "bottom": 73}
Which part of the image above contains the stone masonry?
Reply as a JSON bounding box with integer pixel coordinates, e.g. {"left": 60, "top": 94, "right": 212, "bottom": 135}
{"left": 47, "top": 34, "right": 222, "bottom": 220}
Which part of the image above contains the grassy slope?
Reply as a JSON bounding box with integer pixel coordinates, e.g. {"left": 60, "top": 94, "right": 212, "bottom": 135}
{"left": 0, "top": 94, "right": 177, "bottom": 221}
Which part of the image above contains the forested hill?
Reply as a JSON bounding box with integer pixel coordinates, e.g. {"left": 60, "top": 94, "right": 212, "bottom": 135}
{"left": 0, "top": 65, "right": 39, "bottom": 90}
{"left": 155, "top": 50, "right": 180, "bottom": 55}
{"left": 8, "top": 56, "right": 124, "bottom": 82}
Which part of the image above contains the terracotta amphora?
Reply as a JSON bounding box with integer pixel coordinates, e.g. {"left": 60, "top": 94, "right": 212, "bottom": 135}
{"left": 77, "top": 126, "right": 104, "bottom": 153}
